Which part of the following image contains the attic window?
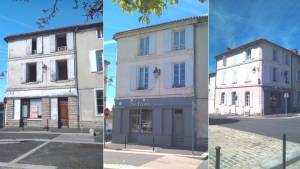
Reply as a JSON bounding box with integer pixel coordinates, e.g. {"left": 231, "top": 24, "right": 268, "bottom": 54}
{"left": 56, "top": 34, "right": 67, "bottom": 51}
{"left": 56, "top": 60, "right": 68, "bottom": 80}
{"left": 32, "top": 38, "right": 37, "bottom": 54}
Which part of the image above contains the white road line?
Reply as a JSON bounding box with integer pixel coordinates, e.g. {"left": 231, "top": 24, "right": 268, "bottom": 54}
{"left": 9, "top": 141, "right": 50, "bottom": 164}
{"left": 104, "top": 149, "right": 206, "bottom": 159}
{"left": 0, "top": 162, "right": 57, "bottom": 169}
{"left": 104, "top": 163, "right": 138, "bottom": 169}
{"left": 0, "top": 139, "right": 103, "bottom": 145}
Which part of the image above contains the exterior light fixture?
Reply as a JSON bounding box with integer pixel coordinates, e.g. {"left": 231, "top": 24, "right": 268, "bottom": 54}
{"left": 153, "top": 67, "right": 161, "bottom": 78}
{"left": 42, "top": 64, "right": 47, "bottom": 71}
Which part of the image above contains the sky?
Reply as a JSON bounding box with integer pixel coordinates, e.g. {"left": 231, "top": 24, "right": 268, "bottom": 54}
{"left": 0, "top": 0, "right": 100, "bottom": 101}
{"left": 104, "top": 0, "right": 208, "bottom": 109}
{"left": 210, "top": 0, "right": 300, "bottom": 73}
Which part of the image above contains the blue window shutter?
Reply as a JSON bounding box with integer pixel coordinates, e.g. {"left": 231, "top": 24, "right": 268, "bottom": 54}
{"left": 130, "top": 65, "right": 137, "bottom": 91}
{"left": 185, "top": 58, "right": 193, "bottom": 87}
{"left": 185, "top": 25, "right": 193, "bottom": 49}
{"left": 149, "top": 33, "right": 156, "bottom": 54}
{"left": 164, "top": 30, "right": 172, "bottom": 52}
{"left": 163, "top": 63, "right": 172, "bottom": 88}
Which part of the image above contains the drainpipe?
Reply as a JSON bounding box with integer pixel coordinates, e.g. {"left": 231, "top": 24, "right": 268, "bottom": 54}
{"left": 74, "top": 27, "right": 80, "bottom": 129}
{"left": 192, "top": 23, "right": 197, "bottom": 153}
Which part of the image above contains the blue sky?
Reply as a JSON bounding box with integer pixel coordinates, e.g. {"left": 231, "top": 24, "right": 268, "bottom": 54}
{"left": 210, "top": 0, "right": 300, "bottom": 73}
{"left": 0, "top": 0, "right": 100, "bottom": 101}
{"left": 104, "top": 0, "right": 208, "bottom": 109}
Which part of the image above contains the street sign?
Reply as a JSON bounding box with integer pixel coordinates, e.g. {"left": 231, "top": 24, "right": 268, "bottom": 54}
{"left": 284, "top": 92, "right": 289, "bottom": 98}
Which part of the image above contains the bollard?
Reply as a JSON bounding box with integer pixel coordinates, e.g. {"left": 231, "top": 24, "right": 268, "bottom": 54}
{"left": 124, "top": 135, "right": 127, "bottom": 149}
{"left": 216, "top": 146, "right": 221, "bottom": 169}
{"left": 283, "top": 133, "right": 286, "bottom": 169}
{"left": 46, "top": 119, "right": 49, "bottom": 131}
{"left": 152, "top": 136, "right": 155, "bottom": 152}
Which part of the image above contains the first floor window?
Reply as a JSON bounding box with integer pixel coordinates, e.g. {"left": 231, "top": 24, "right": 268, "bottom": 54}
{"left": 272, "top": 67, "right": 277, "bottom": 82}
{"left": 26, "top": 63, "right": 37, "bottom": 82}
{"left": 130, "top": 109, "right": 152, "bottom": 134}
{"left": 221, "top": 92, "right": 225, "bottom": 104}
{"left": 96, "top": 90, "right": 103, "bottom": 115}
{"left": 297, "top": 70, "right": 300, "bottom": 82}
{"left": 245, "top": 92, "right": 250, "bottom": 106}
{"left": 284, "top": 71, "right": 289, "bottom": 84}
{"left": 173, "top": 62, "right": 185, "bottom": 87}
{"left": 231, "top": 92, "right": 237, "bottom": 105}
{"left": 56, "top": 59, "right": 68, "bottom": 80}
{"left": 297, "top": 91, "right": 300, "bottom": 104}
{"left": 96, "top": 50, "right": 103, "bottom": 72}
{"left": 138, "top": 67, "right": 149, "bottom": 90}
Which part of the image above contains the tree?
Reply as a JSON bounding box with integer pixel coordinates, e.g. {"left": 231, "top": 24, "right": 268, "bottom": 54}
{"left": 113, "top": 0, "right": 206, "bottom": 24}
{"left": 16, "top": 0, "right": 102, "bottom": 28}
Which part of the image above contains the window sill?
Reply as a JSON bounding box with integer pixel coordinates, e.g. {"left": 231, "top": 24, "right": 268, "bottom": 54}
{"left": 27, "top": 118, "right": 42, "bottom": 121}
{"left": 244, "top": 80, "right": 251, "bottom": 83}
{"left": 22, "top": 81, "right": 41, "bottom": 85}
{"left": 136, "top": 88, "right": 149, "bottom": 91}
{"left": 53, "top": 79, "right": 72, "bottom": 83}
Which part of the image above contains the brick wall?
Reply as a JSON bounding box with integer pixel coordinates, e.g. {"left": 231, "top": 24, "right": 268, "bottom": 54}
{"left": 68, "top": 96, "right": 79, "bottom": 128}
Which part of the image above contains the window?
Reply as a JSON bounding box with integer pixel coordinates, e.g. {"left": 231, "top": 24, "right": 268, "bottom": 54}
{"left": 130, "top": 109, "right": 152, "bottom": 134}
{"left": 56, "top": 60, "right": 68, "bottom": 81}
{"left": 221, "top": 92, "right": 225, "bottom": 104}
{"left": 246, "top": 49, "right": 251, "bottom": 60}
{"left": 245, "top": 92, "right": 250, "bottom": 106}
{"left": 29, "top": 99, "right": 42, "bottom": 119}
{"left": 284, "top": 55, "right": 289, "bottom": 65}
{"left": 173, "top": 30, "right": 185, "bottom": 50}
{"left": 222, "top": 70, "right": 226, "bottom": 84}
{"left": 272, "top": 68, "right": 278, "bottom": 82}
{"left": 26, "top": 63, "right": 37, "bottom": 82}
{"left": 297, "top": 70, "right": 300, "bottom": 82}
{"left": 96, "top": 90, "right": 103, "bottom": 115}
{"left": 284, "top": 71, "right": 289, "bottom": 84}
{"left": 232, "top": 70, "right": 237, "bottom": 83}
{"left": 139, "top": 36, "right": 149, "bottom": 55}
{"left": 97, "top": 28, "right": 102, "bottom": 38}
{"left": 222, "top": 55, "right": 226, "bottom": 66}
{"left": 32, "top": 38, "right": 37, "bottom": 54}
{"left": 56, "top": 34, "right": 67, "bottom": 51}
{"left": 231, "top": 92, "right": 237, "bottom": 105}
{"left": 96, "top": 50, "right": 103, "bottom": 72}
{"left": 272, "top": 49, "right": 278, "bottom": 61}
{"left": 173, "top": 62, "right": 185, "bottom": 87}
{"left": 297, "top": 91, "right": 300, "bottom": 104}
{"left": 138, "top": 67, "right": 149, "bottom": 90}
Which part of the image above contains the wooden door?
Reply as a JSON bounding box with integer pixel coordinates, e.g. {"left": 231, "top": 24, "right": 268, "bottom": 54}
{"left": 58, "top": 98, "right": 68, "bottom": 128}
{"left": 173, "top": 109, "right": 184, "bottom": 147}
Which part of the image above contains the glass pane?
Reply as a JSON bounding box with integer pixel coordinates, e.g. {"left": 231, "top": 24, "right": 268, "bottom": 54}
{"left": 130, "top": 110, "right": 140, "bottom": 133}
{"left": 141, "top": 109, "right": 152, "bottom": 133}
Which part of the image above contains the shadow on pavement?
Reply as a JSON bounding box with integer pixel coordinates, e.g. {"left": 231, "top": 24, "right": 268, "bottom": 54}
{"left": 209, "top": 117, "right": 240, "bottom": 125}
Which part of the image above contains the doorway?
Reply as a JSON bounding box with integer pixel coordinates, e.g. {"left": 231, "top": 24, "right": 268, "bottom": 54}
{"left": 173, "top": 109, "right": 184, "bottom": 147}
{"left": 58, "top": 97, "right": 68, "bottom": 128}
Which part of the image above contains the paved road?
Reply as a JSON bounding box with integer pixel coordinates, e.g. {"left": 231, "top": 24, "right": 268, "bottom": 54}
{"left": 217, "top": 117, "right": 300, "bottom": 143}
{"left": 0, "top": 132, "right": 103, "bottom": 169}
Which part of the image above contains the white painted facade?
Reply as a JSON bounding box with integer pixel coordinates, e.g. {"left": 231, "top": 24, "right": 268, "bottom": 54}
{"left": 208, "top": 73, "right": 215, "bottom": 114}
{"left": 214, "top": 40, "right": 293, "bottom": 115}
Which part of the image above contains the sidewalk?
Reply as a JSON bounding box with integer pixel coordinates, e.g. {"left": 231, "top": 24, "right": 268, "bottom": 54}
{"left": 210, "top": 113, "right": 300, "bottom": 120}
{"left": 104, "top": 142, "right": 207, "bottom": 158}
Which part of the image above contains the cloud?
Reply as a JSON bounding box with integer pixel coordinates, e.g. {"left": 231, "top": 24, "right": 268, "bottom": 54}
{"left": 0, "top": 14, "right": 36, "bottom": 30}
{"left": 104, "top": 40, "right": 116, "bottom": 46}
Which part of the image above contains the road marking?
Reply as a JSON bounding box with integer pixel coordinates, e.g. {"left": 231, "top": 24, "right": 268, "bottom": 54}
{"left": 0, "top": 138, "right": 103, "bottom": 145}
{"left": 0, "top": 162, "right": 57, "bottom": 169}
{"left": 9, "top": 141, "right": 50, "bottom": 164}
{"left": 104, "top": 163, "right": 138, "bottom": 169}
{"left": 104, "top": 149, "right": 206, "bottom": 159}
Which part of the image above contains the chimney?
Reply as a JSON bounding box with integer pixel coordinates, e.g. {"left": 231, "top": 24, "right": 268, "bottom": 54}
{"left": 226, "top": 47, "right": 231, "bottom": 51}
{"left": 292, "top": 48, "right": 298, "bottom": 54}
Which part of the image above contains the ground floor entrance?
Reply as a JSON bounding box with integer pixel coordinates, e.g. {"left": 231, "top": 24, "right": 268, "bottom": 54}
{"left": 58, "top": 97, "right": 69, "bottom": 128}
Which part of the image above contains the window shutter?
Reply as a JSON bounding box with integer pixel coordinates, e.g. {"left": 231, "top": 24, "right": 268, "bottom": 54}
{"left": 164, "top": 30, "right": 172, "bottom": 52}
{"left": 148, "top": 64, "right": 156, "bottom": 89}
{"left": 67, "top": 32, "right": 74, "bottom": 50}
{"left": 50, "top": 60, "right": 56, "bottom": 81}
{"left": 68, "top": 57, "right": 75, "bottom": 80}
{"left": 89, "top": 50, "right": 97, "bottom": 72}
{"left": 36, "top": 61, "right": 43, "bottom": 82}
{"left": 26, "top": 39, "right": 32, "bottom": 55}
{"left": 50, "top": 35, "right": 56, "bottom": 52}
{"left": 130, "top": 65, "right": 137, "bottom": 91}
{"left": 185, "top": 25, "right": 193, "bottom": 49}
{"left": 14, "top": 99, "right": 21, "bottom": 120}
{"left": 163, "top": 63, "right": 172, "bottom": 88}
{"left": 139, "top": 38, "right": 144, "bottom": 55}
{"left": 149, "top": 33, "right": 156, "bottom": 54}
{"left": 185, "top": 58, "right": 193, "bottom": 87}
{"left": 51, "top": 98, "right": 58, "bottom": 120}
{"left": 21, "top": 63, "right": 26, "bottom": 83}
{"left": 37, "top": 37, "right": 43, "bottom": 54}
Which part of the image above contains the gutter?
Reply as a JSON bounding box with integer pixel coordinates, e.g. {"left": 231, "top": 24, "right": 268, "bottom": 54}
{"left": 73, "top": 27, "right": 80, "bottom": 129}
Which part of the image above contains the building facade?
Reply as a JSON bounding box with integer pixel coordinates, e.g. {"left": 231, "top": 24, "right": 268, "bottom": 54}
{"left": 112, "top": 16, "right": 208, "bottom": 147}
{"left": 214, "top": 39, "right": 298, "bottom": 116}
{"left": 4, "top": 23, "right": 104, "bottom": 129}
{"left": 209, "top": 73, "right": 216, "bottom": 114}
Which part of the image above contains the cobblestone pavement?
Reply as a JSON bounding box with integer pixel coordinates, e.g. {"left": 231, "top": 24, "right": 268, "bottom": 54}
{"left": 209, "top": 126, "right": 300, "bottom": 169}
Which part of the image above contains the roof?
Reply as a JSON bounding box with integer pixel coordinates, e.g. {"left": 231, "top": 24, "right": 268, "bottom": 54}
{"left": 4, "top": 22, "right": 102, "bottom": 42}
{"left": 216, "top": 38, "right": 300, "bottom": 59}
{"left": 113, "top": 16, "right": 208, "bottom": 40}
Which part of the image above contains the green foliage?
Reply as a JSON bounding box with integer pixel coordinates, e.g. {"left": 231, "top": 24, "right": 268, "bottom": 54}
{"left": 113, "top": 0, "right": 179, "bottom": 24}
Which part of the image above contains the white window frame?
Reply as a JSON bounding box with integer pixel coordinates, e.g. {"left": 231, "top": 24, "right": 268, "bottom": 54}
{"left": 139, "top": 36, "right": 150, "bottom": 56}
{"left": 138, "top": 66, "right": 149, "bottom": 90}
{"left": 96, "top": 50, "right": 103, "bottom": 72}
{"left": 245, "top": 92, "right": 250, "bottom": 106}
{"left": 231, "top": 92, "right": 237, "bottom": 105}
{"left": 94, "top": 88, "right": 104, "bottom": 116}
{"left": 221, "top": 92, "right": 225, "bottom": 104}
{"left": 173, "top": 62, "right": 185, "bottom": 88}
{"left": 172, "top": 29, "right": 185, "bottom": 50}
